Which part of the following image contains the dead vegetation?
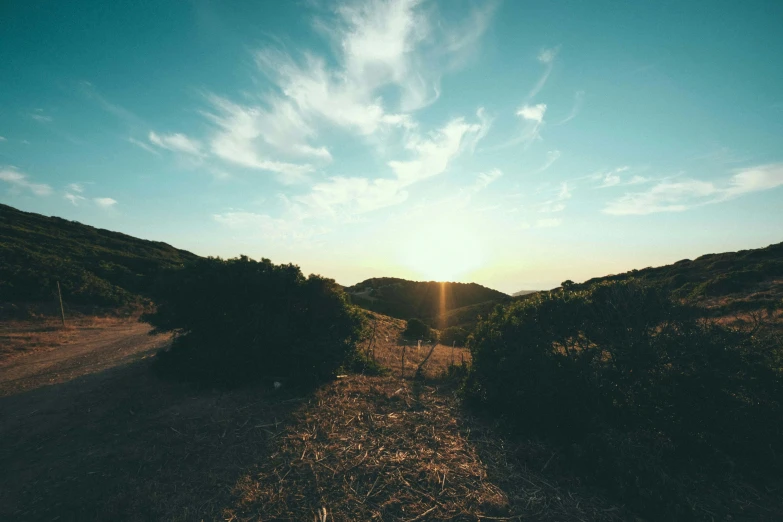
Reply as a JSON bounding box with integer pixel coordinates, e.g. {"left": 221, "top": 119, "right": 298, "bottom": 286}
{"left": 225, "top": 375, "right": 622, "bottom": 521}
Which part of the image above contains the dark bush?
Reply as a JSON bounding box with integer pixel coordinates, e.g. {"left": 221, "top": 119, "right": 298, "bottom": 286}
{"left": 143, "top": 256, "right": 363, "bottom": 388}
{"left": 463, "top": 280, "right": 783, "bottom": 517}
{"left": 439, "top": 326, "right": 468, "bottom": 346}
{"left": 403, "top": 317, "right": 435, "bottom": 340}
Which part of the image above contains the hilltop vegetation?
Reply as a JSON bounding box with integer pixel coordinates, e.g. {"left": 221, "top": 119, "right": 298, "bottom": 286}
{"left": 346, "top": 277, "right": 509, "bottom": 328}
{"left": 0, "top": 204, "right": 197, "bottom": 315}
{"left": 572, "top": 241, "right": 783, "bottom": 313}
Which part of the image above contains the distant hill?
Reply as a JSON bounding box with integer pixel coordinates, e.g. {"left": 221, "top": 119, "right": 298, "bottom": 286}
{"left": 346, "top": 277, "right": 509, "bottom": 328}
{"left": 0, "top": 204, "right": 199, "bottom": 313}
{"left": 571, "top": 241, "right": 783, "bottom": 314}
{"left": 512, "top": 289, "right": 539, "bottom": 297}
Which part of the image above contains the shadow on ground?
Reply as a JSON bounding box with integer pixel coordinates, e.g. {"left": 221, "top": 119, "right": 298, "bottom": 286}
{"left": 0, "top": 357, "right": 305, "bottom": 521}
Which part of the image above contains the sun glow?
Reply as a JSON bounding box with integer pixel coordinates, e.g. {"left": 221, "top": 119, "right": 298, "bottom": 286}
{"left": 396, "top": 220, "right": 485, "bottom": 282}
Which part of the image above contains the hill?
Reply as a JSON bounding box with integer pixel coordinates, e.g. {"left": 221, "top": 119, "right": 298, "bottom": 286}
{"left": 570, "top": 241, "right": 783, "bottom": 314}
{"left": 346, "top": 277, "right": 509, "bottom": 328}
{"left": 0, "top": 203, "right": 198, "bottom": 315}
{"left": 512, "top": 289, "right": 539, "bottom": 296}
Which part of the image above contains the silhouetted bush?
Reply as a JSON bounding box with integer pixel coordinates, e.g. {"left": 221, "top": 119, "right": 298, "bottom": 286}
{"left": 438, "top": 326, "right": 468, "bottom": 346}
{"left": 403, "top": 318, "right": 435, "bottom": 341}
{"left": 143, "top": 256, "right": 363, "bottom": 388}
{"left": 463, "top": 280, "right": 783, "bottom": 518}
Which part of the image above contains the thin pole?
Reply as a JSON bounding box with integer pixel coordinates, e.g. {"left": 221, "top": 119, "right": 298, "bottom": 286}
{"left": 401, "top": 344, "right": 407, "bottom": 380}
{"left": 56, "top": 281, "right": 66, "bottom": 327}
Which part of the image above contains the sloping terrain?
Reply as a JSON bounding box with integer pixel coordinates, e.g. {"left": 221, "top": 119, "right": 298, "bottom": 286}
{"left": 574, "top": 241, "right": 783, "bottom": 314}
{"left": 0, "top": 204, "right": 198, "bottom": 315}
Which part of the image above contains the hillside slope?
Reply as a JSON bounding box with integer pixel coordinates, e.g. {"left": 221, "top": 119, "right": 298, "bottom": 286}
{"left": 0, "top": 204, "right": 198, "bottom": 313}
{"left": 346, "top": 277, "right": 509, "bottom": 327}
{"left": 572, "top": 241, "right": 783, "bottom": 313}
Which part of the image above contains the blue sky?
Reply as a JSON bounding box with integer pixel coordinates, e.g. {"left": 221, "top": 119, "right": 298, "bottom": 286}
{"left": 2, "top": 0, "right": 782, "bottom": 292}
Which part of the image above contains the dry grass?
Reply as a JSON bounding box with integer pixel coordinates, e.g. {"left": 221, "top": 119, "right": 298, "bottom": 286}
{"left": 225, "top": 375, "right": 622, "bottom": 521}
{"left": 360, "top": 311, "right": 471, "bottom": 379}
{"left": 0, "top": 316, "right": 138, "bottom": 362}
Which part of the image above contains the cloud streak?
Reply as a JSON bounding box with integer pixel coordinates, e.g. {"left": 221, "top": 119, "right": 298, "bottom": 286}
{"left": 603, "top": 163, "right": 783, "bottom": 215}
{"left": 94, "top": 197, "right": 117, "bottom": 208}
{"left": 0, "top": 168, "right": 52, "bottom": 196}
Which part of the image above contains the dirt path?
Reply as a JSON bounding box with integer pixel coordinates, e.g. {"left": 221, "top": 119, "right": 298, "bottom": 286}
{"left": 0, "top": 321, "right": 170, "bottom": 397}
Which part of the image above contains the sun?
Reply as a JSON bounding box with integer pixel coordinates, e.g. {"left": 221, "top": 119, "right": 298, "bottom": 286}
{"left": 396, "top": 220, "right": 485, "bottom": 281}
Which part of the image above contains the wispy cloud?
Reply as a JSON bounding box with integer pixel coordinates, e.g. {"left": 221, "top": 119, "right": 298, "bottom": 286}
{"left": 198, "top": 0, "right": 492, "bottom": 182}
{"left": 0, "top": 136, "right": 7, "bottom": 142}
{"left": 94, "top": 197, "right": 117, "bottom": 208}
{"left": 214, "top": 110, "right": 490, "bottom": 238}
{"left": 0, "top": 168, "right": 52, "bottom": 196}
{"left": 148, "top": 131, "right": 204, "bottom": 156}
{"left": 67, "top": 183, "right": 84, "bottom": 193}
{"left": 554, "top": 90, "right": 584, "bottom": 126}
{"left": 527, "top": 46, "right": 559, "bottom": 100}
{"left": 80, "top": 81, "right": 147, "bottom": 128}
{"left": 65, "top": 193, "right": 86, "bottom": 205}
{"left": 537, "top": 150, "right": 561, "bottom": 173}
{"left": 537, "top": 182, "right": 571, "bottom": 213}
{"left": 292, "top": 114, "right": 489, "bottom": 219}
{"left": 30, "top": 109, "right": 52, "bottom": 123}
{"left": 603, "top": 163, "right": 783, "bottom": 215}
{"left": 128, "top": 137, "right": 160, "bottom": 155}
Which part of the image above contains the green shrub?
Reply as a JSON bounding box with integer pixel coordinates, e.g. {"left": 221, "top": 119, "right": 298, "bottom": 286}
{"left": 143, "top": 256, "right": 363, "bottom": 388}
{"left": 463, "top": 280, "right": 783, "bottom": 517}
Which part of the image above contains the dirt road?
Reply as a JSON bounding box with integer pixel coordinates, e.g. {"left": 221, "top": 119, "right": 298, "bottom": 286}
{"left": 0, "top": 321, "right": 170, "bottom": 397}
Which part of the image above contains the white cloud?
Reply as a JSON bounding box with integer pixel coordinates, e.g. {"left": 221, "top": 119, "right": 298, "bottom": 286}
{"left": 517, "top": 103, "right": 547, "bottom": 123}
{"left": 0, "top": 136, "right": 6, "bottom": 142}
{"left": 603, "top": 163, "right": 783, "bottom": 215}
{"left": 94, "top": 197, "right": 117, "bottom": 208}
{"left": 0, "top": 168, "right": 52, "bottom": 196}
{"left": 67, "top": 183, "right": 84, "bottom": 193}
{"left": 286, "top": 113, "right": 490, "bottom": 220}
{"left": 128, "top": 137, "right": 160, "bottom": 155}
{"left": 65, "top": 193, "right": 86, "bottom": 205}
{"left": 627, "top": 175, "right": 650, "bottom": 185}
{"left": 201, "top": 0, "right": 492, "bottom": 181}
{"left": 537, "top": 47, "right": 560, "bottom": 64}
{"left": 202, "top": 96, "right": 320, "bottom": 183}
{"left": 148, "top": 131, "right": 203, "bottom": 156}
{"left": 388, "top": 116, "right": 486, "bottom": 185}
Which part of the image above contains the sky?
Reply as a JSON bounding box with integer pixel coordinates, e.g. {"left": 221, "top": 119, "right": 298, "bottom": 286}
{"left": 1, "top": 0, "right": 782, "bottom": 293}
